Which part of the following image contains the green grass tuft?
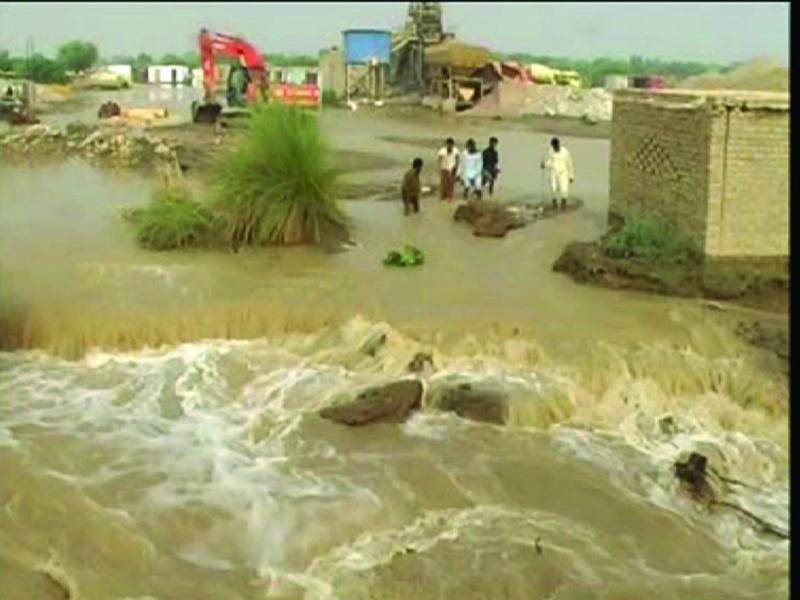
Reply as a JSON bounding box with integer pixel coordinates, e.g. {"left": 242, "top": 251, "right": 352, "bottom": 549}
{"left": 209, "top": 103, "right": 346, "bottom": 247}
{"left": 603, "top": 214, "right": 699, "bottom": 265}
{"left": 126, "top": 184, "right": 217, "bottom": 251}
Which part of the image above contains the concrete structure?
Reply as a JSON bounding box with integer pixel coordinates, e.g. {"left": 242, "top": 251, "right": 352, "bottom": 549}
{"left": 319, "top": 47, "right": 346, "bottom": 99}
{"left": 147, "top": 65, "right": 190, "bottom": 86}
{"left": 610, "top": 89, "right": 789, "bottom": 266}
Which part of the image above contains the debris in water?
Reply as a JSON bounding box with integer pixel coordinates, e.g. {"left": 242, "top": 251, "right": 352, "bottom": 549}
{"left": 535, "top": 536, "right": 543, "bottom": 555}
{"left": 673, "top": 452, "right": 789, "bottom": 539}
{"left": 383, "top": 245, "right": 425, "bottom": 267}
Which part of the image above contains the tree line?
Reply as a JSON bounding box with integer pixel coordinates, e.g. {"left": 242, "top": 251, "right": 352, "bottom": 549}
{"left": 1, "top": 37, "right": 731, "bottom": 88}
{"left": 495, "top": 53, "right": 733, "bottom": 87}
{"left": 1, "top": 40, "right": 320, "bottom": 84}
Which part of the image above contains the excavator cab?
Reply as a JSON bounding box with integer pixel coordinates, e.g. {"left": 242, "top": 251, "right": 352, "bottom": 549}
{"left": 225, "top": 65, "right": 251, "bottom": 108}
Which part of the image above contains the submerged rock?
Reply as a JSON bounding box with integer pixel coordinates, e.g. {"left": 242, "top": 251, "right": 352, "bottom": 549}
{"left": 407, "top": 352, "right": 434, "bottom": 373}
{"left": 453, "top": 200, "right": 528, "bottom": 238}
{"left": 319, "top": 380, "right": 423, "bottom": 426}
{"left": 428, "top": 380, "right": 509, "bottom": 424}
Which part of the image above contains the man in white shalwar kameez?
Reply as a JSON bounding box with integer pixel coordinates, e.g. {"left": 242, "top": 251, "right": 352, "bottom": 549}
{"left": 540, "top": 137, "right": 574, "bottom": 211}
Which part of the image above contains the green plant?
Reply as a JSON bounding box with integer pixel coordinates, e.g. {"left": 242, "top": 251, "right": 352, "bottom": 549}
{"left": 602, "top": 214, "right": 699, "bottom": 265}
{"left": 383, "top": 245, "right": 425, "bottom": 267}
{"left": 15, "top": 54, "right": 68, "bottom": 84}
{"left": 209, "top": 103, "right": 345, "bottom": 247}
{"left": 57, "top": 40, "right": 99, "bottom": 73}
{"left": 321, "top": 89, "right": 340, "bottom": 107}
{"left": 126, "top": 185, "right": 217, "bottom": 250}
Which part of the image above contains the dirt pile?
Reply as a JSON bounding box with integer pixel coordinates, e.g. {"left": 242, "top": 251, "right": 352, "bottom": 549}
{"left": 0, "top": 123, "right": 180, "bottom": 169}
{"left": 680, "top": 58, "right": 789, "bottom": 92}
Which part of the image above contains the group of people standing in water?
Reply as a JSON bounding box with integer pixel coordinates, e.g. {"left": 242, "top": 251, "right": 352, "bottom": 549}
{"left": 401, "top": 135, "right": 575, "bottom": 216}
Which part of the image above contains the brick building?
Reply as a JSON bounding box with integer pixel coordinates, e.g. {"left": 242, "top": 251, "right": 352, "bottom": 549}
{"left": 609, "top": 89, "right": 789, "bottom": 268}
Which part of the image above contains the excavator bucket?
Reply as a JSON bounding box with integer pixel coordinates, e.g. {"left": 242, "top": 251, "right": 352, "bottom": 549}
{"left": 191, "top": 101, "right": 223, "bottom": 124}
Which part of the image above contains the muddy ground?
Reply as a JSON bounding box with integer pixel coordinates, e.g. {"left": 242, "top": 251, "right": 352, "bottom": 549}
{"left": 553, "top": 239, "right": 789, "bottom": 313}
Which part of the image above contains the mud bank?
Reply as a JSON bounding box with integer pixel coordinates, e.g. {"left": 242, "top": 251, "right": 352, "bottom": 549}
{"left": 553, "top": 239, "right": 789, "bottom": 314}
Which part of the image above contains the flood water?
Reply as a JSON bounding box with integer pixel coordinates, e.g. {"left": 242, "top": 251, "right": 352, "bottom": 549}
{"left": 0, "top": 108, "right": 789, "bottom": 599}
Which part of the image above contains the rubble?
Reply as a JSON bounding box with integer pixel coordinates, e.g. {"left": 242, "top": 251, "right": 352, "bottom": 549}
{"left": 0, "top": 122, "right": 181, "bottom": 169}
{"left": 463, "top": 84, "right": 613, "bottom": 122}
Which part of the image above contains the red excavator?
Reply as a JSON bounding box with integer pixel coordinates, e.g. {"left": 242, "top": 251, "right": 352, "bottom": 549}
{"left": 192, "top": 28, "right": 270, "bottom": 123}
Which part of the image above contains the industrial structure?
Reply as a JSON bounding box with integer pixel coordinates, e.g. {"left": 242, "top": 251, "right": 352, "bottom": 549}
{"left": 317, "top": 1, "right": 607, "bottom": 117}
{"left": 342, "top": 29, "right": 392, "bottom": 103}
{"left": 609, "top": 89, "right": 789, "bottom": 270}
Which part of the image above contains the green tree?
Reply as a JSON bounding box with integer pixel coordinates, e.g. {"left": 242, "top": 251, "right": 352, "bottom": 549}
{"left": 181, "top": 51, "right": 200, "bottom": 68}
{"left": 19, "top": 53, "right": 69, "bottom": 83}
{"left": 0, "top": 50, "right": 13, "bottom": 72}
{"left": 159, "top": 53, "right": 186, "bottom": 65}
{"left": 57, "top": 40, "right": 99, "bottom": 72}
{"left": 132, "top": 53, "right": 153, "bottom": 82}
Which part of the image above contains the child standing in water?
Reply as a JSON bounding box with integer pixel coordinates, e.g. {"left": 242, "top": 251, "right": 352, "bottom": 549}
{"left": 401, "top": 157, "right": 424, "bottom": 215}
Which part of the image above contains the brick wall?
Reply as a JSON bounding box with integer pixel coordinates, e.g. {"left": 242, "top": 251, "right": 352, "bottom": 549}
{"left": 610, "top": 90, "right": 789, "bottom": 262}
{"left": 609, "top": 95, "right": 713, "bottom": 249}
{"left": 706, "top": 107, "right": 789, "bottom": 257}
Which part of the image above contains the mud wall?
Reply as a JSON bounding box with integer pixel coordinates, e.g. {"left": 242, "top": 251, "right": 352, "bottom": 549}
{"left": 610, "top": 90, "right": 789, "bottom": 263}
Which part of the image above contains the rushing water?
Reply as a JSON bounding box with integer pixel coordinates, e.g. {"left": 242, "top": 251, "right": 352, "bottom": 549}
{"left": 0, "top": 111, "right": 789, "bottom": 599}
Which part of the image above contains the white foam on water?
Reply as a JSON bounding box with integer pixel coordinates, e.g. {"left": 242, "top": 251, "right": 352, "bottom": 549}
{"left": 0, "top": 317, "right": 789, "bottom": 597}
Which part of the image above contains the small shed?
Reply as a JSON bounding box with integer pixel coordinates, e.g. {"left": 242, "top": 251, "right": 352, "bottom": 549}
{"left": 147, "top": 65, "right": 190, "bottom": 86}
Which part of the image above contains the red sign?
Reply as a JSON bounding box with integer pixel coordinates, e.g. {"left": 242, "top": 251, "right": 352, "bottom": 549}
{"left": 270, "top": 84, "right": 320, "bottom": 107}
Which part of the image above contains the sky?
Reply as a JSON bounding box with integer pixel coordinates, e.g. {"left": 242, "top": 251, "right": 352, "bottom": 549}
{"left": 0, "top": 2, "right": 790, "bottom": 65}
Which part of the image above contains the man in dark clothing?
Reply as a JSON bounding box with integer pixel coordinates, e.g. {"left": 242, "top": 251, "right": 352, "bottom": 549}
{"left": 482, "top": 137, "right": 500, "bottom": 197}
{"left": 401, "top": 157, "right": 424, "bottom": 215}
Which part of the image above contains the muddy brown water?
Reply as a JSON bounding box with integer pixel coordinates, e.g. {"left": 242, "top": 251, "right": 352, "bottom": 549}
{"left": 0, "top": 107, "right": 789, "bottom": 599}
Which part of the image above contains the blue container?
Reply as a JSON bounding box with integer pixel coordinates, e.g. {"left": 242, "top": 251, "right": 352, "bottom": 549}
{"left": 343, "top": 29, "right": 392, "bottom": 65}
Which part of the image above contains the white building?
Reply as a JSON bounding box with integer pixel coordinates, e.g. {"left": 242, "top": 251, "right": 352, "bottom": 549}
{"left": 106, "top": 64, "right": 133, "bottom": 84}
{"left": 147, "top": 65, "right": 190, "bottom": 86}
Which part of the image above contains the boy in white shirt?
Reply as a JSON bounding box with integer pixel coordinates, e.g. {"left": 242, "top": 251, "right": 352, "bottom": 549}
{"left": 436, "top": 137, "right": 459, "bottom": 202}
{"left": 461, "top": 138, "right": 483, "bottom": 200}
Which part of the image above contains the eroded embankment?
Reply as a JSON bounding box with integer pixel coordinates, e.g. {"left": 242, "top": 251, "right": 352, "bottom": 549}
{"left": 553, "top": 235, "right": 789, "bottom": 315}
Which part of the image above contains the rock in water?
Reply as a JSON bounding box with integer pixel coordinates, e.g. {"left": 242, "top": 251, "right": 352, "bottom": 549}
{"left": 407, "top": 352, "right": 434, "bottom": 373}
{"left": 429, "top": 381, "right": 509, "bottom": 424}
{"left": 453, "top": 200, "right": 527, "bottom": 238}
{"left": 319, "top": 380, "right": 423, "bottom": 426}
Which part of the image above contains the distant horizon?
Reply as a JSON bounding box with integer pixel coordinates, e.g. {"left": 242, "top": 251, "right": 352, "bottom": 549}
{"left": 0, "top": 3, "right": 789, "bottom": 67}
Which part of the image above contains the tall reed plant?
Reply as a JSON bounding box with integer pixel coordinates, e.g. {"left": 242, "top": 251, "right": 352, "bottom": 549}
{"left": 209, "top": 104, "right": 346, "bottom": 247}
